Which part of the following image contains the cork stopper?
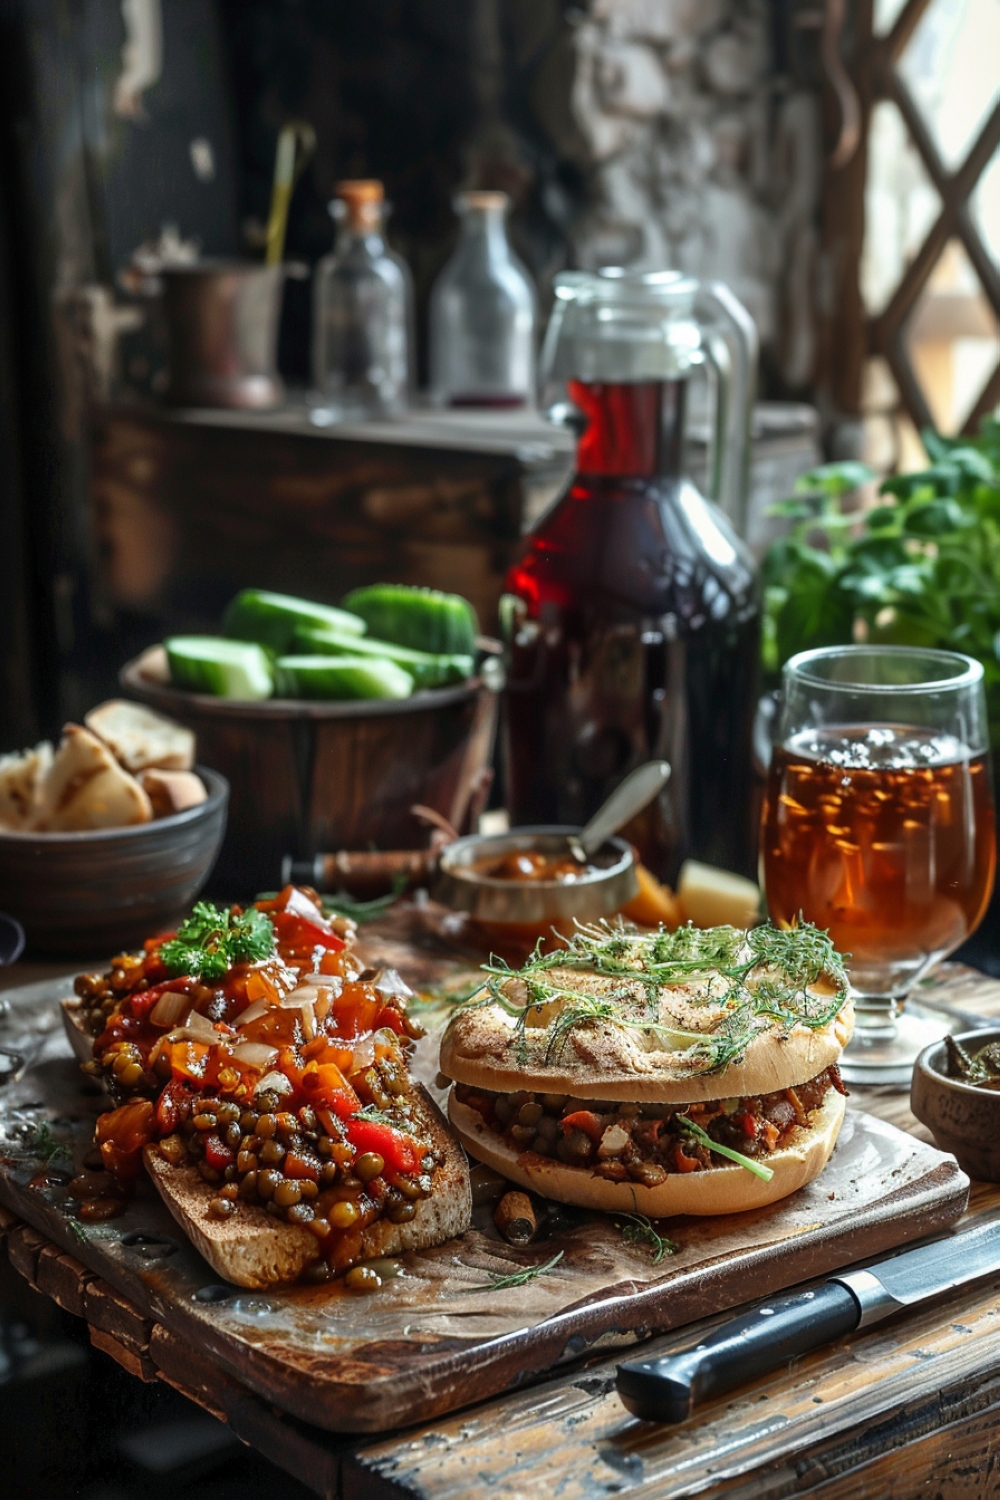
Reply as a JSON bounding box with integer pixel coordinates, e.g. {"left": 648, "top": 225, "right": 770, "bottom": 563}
{"left": 335, "top": 179, "right": 385, "bottom": 230}
{"left": 456, "top": 190, "right": 509, "bottom": 213}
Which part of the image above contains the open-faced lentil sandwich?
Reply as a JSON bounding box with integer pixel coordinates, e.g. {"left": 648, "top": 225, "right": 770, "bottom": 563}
{"left": 440, "top": 920, "right": 854, "bottom": 1216}
{"left": 62, "top": 886, "right": 470, "bottom": 1289}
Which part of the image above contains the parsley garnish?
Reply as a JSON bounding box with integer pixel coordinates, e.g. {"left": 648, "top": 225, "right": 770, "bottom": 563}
{"left": 351, "top": 1104, "right": 398, "bottom": 1129}
{"left": 161, "top": 902, "right": 275, "bottom": 980}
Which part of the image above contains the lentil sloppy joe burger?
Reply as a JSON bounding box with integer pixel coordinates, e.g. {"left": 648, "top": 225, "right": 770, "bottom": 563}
{"left": 440, "top": 920, "right": 854, "bottom": 1216}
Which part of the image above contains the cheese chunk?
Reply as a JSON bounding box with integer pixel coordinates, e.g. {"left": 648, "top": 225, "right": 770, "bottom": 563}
{"left": 678, "top": 860, "right": 761, "bottom": 930}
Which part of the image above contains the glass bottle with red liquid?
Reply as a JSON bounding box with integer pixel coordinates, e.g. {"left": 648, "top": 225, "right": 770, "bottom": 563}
{"left": 503, "top": 269, "right": 761, "bottom": 879}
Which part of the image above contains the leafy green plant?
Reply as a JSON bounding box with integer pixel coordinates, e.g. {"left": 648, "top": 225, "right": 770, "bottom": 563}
{"left": 762, "top": 421, "right": 1000, "bottom": 749}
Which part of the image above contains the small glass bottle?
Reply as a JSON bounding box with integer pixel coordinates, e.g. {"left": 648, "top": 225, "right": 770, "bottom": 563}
{"left": 312, "top": 180, "right": 413, "bottom": 419}
{"left": 429, "top": 191, "right": 536, "bottom": 408}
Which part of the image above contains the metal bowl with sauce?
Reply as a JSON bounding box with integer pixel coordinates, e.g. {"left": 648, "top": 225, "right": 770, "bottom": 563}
{"left": 436, "top": 826, "right": 637, "bottom": 949}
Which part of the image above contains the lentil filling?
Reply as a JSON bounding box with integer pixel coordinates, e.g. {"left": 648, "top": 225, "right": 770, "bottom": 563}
{"left": 454, "top": 1066, "right": 847, "bottom": 1186}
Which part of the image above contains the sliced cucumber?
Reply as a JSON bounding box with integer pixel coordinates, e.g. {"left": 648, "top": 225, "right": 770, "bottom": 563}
{"left": 340, "top": 584, "right": 477, "bottom": 656}
{"left": 222, "top": 590, "right": 366, "bottom": 654}
{"left": 294, "top": 625, "right": 473, "bottom": 689}
{"left": 166, "top": 637, "right": 273, "bottom": 700}
{"left": 274, "top": 655, "right": 414, "bottom": 701}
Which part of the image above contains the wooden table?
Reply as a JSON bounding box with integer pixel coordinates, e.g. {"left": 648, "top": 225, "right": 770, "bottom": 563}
{"left": 3, "top": 959, "right": 1000, "bottom": 1499}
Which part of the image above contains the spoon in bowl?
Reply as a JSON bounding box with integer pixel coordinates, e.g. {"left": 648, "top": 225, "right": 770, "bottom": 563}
{"left": 568, "top": 761, "right": 671, "bottom": 864}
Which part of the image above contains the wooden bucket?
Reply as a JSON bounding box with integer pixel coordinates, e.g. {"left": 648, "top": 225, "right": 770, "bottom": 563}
{"left": 120, "top": 649, "right": 499, "bottom": 895}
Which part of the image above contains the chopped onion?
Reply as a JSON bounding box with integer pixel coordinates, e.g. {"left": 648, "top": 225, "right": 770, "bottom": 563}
{"left": 254, "top": 1070, "right": 293, "bottom": 1100}
{"left": 373, "top": 967, "right": 412, "bottom": 1000}
{"left": 148, "top": 990, "right": 192, "bottom": 1028}
{"left": 350, "top": 1033, "right": 376, "bottom": 1072}
{"left": 232, "top": 1042, "right": 279, "bottom": 1070}
{"left": 313, "top": 985, "right": 336, "bottom": 1021}
{"left": 175, "top": 1010, "right": 219, "bottom": 1044}
{"left": 235, "top": 995, "right": 276, "bottom": 1028}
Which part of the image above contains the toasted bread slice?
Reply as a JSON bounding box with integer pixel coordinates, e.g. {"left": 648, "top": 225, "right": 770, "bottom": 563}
{"left": 0, "top": 742, "right": 53, "bottom": 830}
{"left": 144, "top": 1086, "right": 471, "bottom": 1289}
{"left": 85, "top": 700, "right": 195, "bottom": 774}
{"left": 138, "top": 768, "right": 207, "bottom": 818}
{"left": 34, "top": 724, "right": 153, "bottom": 832}
{"left": 61, "top": 997, "right": 97, "bottom": 1065}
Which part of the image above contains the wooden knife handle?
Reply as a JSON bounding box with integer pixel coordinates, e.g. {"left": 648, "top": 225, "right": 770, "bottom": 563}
{"left": 283, "top": 849, "right": 438, "bottom": 898}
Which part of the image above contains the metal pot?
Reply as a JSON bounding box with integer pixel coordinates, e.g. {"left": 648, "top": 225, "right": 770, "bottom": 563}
{"left": 160, "top": 261, "right": 285, "bottom": 409}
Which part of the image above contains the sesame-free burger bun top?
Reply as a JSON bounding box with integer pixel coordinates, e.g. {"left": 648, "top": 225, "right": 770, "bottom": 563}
{"left": 448, "top": 1086, "right": 847, "bottom": 1216}
{"left": 440, "top": 966, "right": 854, "bottom": 1106}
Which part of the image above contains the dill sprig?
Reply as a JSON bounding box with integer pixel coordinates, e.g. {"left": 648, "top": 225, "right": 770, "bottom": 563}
{"left": 615, "top": 1212, "right": 678, "bottom": 1264}
{"left": 465, "top": 918, "right": 849, "bottom": 1075}
{"left": 469, "top": 1249, "right": 565, "bottom": 1292}
{"left": 25, "top": 1122, "right": 71, "bottom": 1166}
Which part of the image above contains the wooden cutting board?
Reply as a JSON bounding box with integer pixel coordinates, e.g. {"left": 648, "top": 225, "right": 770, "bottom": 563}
{"left": 0, "top": 910, "right": 970, "bottom": 1435}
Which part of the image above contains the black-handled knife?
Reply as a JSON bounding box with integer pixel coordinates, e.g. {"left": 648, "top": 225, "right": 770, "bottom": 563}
{"left": 617, "top": 1214, "right": 1000, "bottom": 1424}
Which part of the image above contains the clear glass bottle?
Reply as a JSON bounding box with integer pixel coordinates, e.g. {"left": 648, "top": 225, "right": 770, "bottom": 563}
{"left": 503, "top": 269, "right": 761, "bottom": 879}
{"left": 312, "top": 180, "right": 413, "bottom": 419}
{"left": 429, "top": 191, "right": 536, "bottom": 408}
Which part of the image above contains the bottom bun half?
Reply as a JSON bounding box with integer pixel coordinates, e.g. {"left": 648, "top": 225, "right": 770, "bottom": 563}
{"left": 448, "top": 1088, "right": 847, "bottom": 1217}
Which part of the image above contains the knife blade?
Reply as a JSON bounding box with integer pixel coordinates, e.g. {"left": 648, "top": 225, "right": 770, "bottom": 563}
{"left": 616, "top": 1215, "right": 1000, "bottom": 1424}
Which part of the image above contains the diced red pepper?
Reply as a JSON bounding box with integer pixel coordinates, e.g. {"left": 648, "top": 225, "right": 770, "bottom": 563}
{"left": 155, "top": 1078, "right": 194, "bottom": 1135}
{"left": 735, "top": 1111, "right": 758, "bottom": 1140}
{"left": 374, "top": 1004, "right": 407, "bottom": 1037}
{"left": 284, "top": 1149, "right": 321, "bottom": 1183}
{"left": 560, "top": 1110, "right": 604, "bottom": 1143}
{"left": 169, "top": 1040, "right": 209, "bottom": 1084}
{"left": 96, "top": 1100, "right": 155, "bottom": 1184}
{"left": 257, "top": 886, "right": 346, "bottom": 954}
{"left": 130, "top": 978, "right": 194, "bottom": 1020}
{"left": 203, "top": 1133, "right": 234, "bottom": 1172}
{"left": 346, "top": 1118, "right": 425, "bottom": 1174}
{"left": 673, "top": 1141, "right": 701, "bottom": 1173}
{"left": 300, "top": 1062, "right": 359, "bottom": 1119}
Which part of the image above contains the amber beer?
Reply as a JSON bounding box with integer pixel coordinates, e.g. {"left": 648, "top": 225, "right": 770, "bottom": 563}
{"left": 762, "top": 726, "right": 996, "bottom": 982}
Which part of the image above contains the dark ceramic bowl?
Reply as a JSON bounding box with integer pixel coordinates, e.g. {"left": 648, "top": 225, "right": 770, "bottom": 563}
{"left": 0, "top": 767, "right": 228, "bottom": 957}
{"left": 911, "top": 1028, "right": 1000, "bottom": 1182}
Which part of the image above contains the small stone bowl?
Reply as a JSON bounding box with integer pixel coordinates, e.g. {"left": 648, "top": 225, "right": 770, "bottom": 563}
{"left": 436, "top": 825, "right": 638, "bottom": 959}
{"left": 911, "top": 1028, "right": 1000, "bottom": 1182}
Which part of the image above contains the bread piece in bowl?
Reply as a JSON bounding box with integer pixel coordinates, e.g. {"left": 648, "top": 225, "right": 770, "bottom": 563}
{"left": 146, "top": 1086, "right": 471, "bottom": 1289}
{"left": 34, "top": 724, "right": 153, "bottom": 831}
{"left": 85, "top": 700, "right": 195, "bottom": 774}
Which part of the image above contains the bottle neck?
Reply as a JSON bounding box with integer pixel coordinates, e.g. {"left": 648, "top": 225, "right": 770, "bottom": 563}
{"left": 569, "top": 378, "right": 686, "bottom": 478}
{"left": 458, "top": 207, "right": 509, "bottom": 258}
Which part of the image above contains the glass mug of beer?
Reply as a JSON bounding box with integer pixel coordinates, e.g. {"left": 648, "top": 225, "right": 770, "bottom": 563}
{"left": 761, "top": 646, "right": 996, "bottom": 1084}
